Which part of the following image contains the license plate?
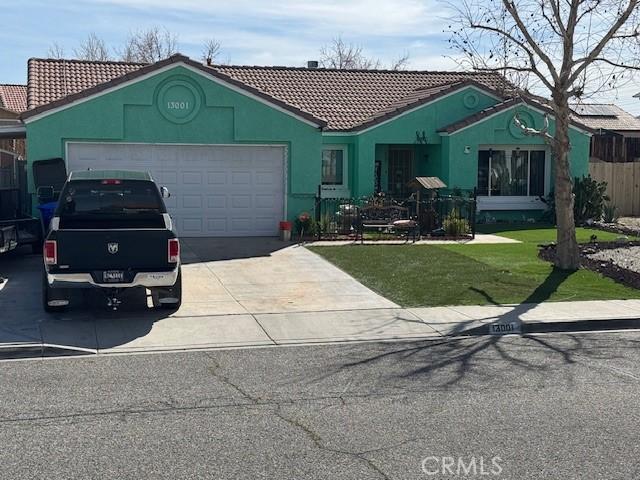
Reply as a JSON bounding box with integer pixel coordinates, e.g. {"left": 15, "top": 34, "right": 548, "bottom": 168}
{"left": 103, "top": 270, "right": 124, "bottom": 283}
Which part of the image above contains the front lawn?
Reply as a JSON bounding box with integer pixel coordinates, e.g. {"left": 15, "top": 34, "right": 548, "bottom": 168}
{"left": 308, "top": 225, "right": 640, "bottom": 307}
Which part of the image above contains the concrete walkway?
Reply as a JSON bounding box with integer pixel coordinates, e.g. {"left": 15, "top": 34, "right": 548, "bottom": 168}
{"left": 2, "top": 240, "right": 640, "bottom": 358}
{"left": 306, "top": 233, "right": 521, "bottom": 246}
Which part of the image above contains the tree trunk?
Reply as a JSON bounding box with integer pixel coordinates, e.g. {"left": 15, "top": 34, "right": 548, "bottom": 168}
{"left": 552, "top": 94, "right": 580, "bottom": 270}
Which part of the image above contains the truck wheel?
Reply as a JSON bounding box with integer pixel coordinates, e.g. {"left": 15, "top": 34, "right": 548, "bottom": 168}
{"left": 42, "top": 270, "right": 69, "bottom": 313}
{"left": 159, "top": 269, "right": 182, "bottom": 310}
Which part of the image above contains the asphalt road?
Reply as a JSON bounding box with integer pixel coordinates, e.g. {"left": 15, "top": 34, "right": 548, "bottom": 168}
{"left": 1, "top": 332, "right": 640, "bottom": 479}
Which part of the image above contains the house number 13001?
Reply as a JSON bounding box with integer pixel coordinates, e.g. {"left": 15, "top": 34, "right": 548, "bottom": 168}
{"left": 167, "top": 101, "right": 190, "bottom": 110}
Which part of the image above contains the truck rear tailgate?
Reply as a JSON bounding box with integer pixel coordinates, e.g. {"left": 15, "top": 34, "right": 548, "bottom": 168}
{"left": 51, "top": 229, "right": 174, "bottom": 272}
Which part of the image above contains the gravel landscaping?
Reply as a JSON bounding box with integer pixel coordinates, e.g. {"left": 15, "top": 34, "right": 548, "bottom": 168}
{"left": 540, "top": 241, "right": 640, "bottom": 291}
{"left": 588, "top": 246, "right": 640, "bottom": 273}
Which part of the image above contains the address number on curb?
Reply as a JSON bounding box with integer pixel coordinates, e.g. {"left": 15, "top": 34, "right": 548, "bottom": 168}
{"left": 489, "top": 322, "right": 522, "bottom": 335}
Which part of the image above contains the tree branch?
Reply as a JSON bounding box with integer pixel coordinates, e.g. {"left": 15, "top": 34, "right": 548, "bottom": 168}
{"left": 501, "top": 0, "right": 560, "bottom": 84}
{"left": 569, "top": 0, "right": 639, "bottom": 84}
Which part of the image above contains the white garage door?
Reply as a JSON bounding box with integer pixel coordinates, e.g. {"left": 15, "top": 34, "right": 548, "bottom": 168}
{"left": 66, "top": 143, "right": 285, "bottom": 237}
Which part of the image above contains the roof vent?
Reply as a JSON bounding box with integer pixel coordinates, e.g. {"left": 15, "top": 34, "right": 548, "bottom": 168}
{"left": 307, "top": 60, "right": 319, "bottom": 69}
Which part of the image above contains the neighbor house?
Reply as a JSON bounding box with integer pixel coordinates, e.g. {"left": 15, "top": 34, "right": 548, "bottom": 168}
{"left": 572, "top": 103, "right": 640, "bottom": 163}
{"left": 13, "top": 54, "right": 594, "bottom": 236}
{"left": 0, "top": 83, "right": 27, "bottom": 157}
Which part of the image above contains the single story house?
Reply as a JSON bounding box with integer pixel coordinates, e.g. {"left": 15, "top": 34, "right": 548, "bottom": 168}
{"left": 572, "top": 103, "right": 640, "bottom": 163}
{"left": 15, "top": 54, "right": 593, "bottom": 236}
{"left": 0, "top": 83, "right": 27, "bottom": 157}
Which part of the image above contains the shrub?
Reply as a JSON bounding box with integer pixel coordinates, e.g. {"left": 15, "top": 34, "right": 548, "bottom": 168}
{"left": 603, "top": 203, "right": 619, "bottom": 223}
{"left": 540, "top": 175, "right": 610, "bottom": 225}
{"left": 318, "top": 213, "right": 332, "bottom": 235}
{"left": 443, "top": 209, "right": 470, "bottom": 236}
{"left": 574, "top": 175, "right": 609, "bottom": 223}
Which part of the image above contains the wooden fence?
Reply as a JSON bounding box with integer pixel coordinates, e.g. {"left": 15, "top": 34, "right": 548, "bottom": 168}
{"left": 589, "top": 161, "right": 640, "bottom": 216}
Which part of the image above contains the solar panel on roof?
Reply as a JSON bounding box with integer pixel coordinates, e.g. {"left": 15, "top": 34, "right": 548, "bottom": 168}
{"left": 573, "top": 104, "right": 619, "bottom": 117}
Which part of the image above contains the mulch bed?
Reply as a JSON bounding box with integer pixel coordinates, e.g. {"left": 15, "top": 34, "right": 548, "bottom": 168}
{"left": 590, "top": 221, "right": 640, "bottom": 238}
{"left": 539, "top": 240, "right": 640, "bottom": 290}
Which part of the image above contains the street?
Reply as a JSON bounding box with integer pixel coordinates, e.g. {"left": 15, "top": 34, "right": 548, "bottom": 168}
{"left": 1, "top": 332, "right": 640, "bottom": 479}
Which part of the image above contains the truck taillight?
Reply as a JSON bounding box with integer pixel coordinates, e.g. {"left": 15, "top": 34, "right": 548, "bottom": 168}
{"left": 168, "top": 239, "right": 180, "bottom": 263}
{"left": 44, "top": 240, "right": 57, "bottom": 265}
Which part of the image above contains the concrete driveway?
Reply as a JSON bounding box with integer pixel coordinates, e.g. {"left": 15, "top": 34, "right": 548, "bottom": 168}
{"left": 0, "top": 239, "right": 438, "bottom": 357}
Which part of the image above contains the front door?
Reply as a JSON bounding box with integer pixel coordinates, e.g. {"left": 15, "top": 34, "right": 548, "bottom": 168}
{"left": 387, "top": 148, "right": 413, "bottom": 198}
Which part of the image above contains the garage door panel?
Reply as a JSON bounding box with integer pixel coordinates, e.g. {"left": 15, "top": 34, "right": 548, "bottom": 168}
{"left": 67, "top": 143, "right": 285, "bottom": 237}
{"left": 182, "top": 195, "right": 203, "bottom": 209}
{"left": 182, "top": 218, "right": 204, "bottom": 234}
{"left": 207, "top": 218, "right": 228, "bottom": 233}
{"left": 208, "top": 172, "right": 228, "bottom": 185}
{"left": 156, "top": 170, "right": 179, "bottom": 185}
{"left": 207, "top": 195, "right": 227, "bottom": 208}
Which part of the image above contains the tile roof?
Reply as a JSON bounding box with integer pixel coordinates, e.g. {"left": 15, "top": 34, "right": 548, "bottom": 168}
{"left": 27, "top": 58, "right": 145, "bottom": 110}
{"left": 571, "top": 104, "right": 640, "bottom": 132}
{"left": 23, "top": 55, "right": 326, "bottom": 126}
{"left": 25, "top": 55, "right": 510, "bottom": 131}
{"left": 213, "top": 65, "right": 510, "bottom": 131}
{"left": 0, "top": 84, "right": 27, "bottom": 113}
{"left": 438, "top": 98, "right": 595, "bottom": 134}
{"left": 355, "top": 80, "right": 505, "bottom": 131}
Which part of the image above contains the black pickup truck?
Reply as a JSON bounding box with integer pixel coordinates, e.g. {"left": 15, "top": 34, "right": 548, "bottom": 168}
{"left": 42, "top": 170, "right": 181, "bottom": 312}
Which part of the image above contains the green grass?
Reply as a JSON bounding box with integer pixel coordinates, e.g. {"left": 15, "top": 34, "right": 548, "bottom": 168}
{"left": 309, "top": 225, "right": 640, "bottom": 307}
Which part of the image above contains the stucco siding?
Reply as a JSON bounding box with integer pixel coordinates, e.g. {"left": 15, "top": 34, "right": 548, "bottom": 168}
{"left": 26, "top": 65, "right": 323, "bottom": 221}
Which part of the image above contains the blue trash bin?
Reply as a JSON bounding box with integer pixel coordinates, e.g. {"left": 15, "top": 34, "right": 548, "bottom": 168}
{"left": 37, "top": 202, "right": 58, "bottom": 232}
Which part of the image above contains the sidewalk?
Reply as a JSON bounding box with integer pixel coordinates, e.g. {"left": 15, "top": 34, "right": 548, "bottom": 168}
{"left": 2, "top": 299, "right": 640, "bottom": 359}
{"left": 408, "top": 299, "right": 640, "bottom": 336}
{"left": 307, "top": 233, "right": 520, "bottom": 246}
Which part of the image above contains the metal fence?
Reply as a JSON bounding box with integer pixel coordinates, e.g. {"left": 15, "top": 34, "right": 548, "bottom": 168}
{"left": 314, "top": 190, "right": 476, "bottom": 240}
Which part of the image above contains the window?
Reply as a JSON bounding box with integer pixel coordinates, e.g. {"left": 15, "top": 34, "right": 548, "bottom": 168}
{"left": 59, "top": 180, "right": 165, "bottom": 216}
{"left": 477, "top": 149, "right": 546, "bottom": 197}
{"left": 322, "top": 149, "right": 344, "bottom": 185}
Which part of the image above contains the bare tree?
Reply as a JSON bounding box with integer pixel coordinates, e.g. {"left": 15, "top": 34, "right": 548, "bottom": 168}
{"left": 320, "top": 37, "right": 379, "bottom": 69}
{"left": 119, "top": 27, "right": 178, "bottom": 63}
{"left": 47, "top": 42, "right": 66, "bottom": 59}
{"left": 389, "top": 52, "right": 411, "bottom": 71}
{"left": 74, "top": 33, "right": 111, "bottom": 61}
{"left": 448, "top": 0, "right": 640, "bottom": 270}
{"left": 202, "top": 39, "right": 221, "bottom": 64}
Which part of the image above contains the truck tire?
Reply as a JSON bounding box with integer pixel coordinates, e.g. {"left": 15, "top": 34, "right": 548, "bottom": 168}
{"left": 159, "top": 268, "right": 182, "bottom": 310}
{"left": 42, "top": 270, "right": 69, "bottom": 313}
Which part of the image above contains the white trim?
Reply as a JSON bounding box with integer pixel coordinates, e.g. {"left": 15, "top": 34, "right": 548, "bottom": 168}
{"left": 320, "top": 144, "right": 350, "bottom": 198}
{"left": 320, "top": 85, "right": 503, "bottom": 136}
{"left": 322, "top": 132, "right": 356, "bottom": 137}
{"left": 477, "top": 196, "right": 546, "bottom": 211}
{"left": 476, "top": 145, "right": 550, "bottom": 211}
{"left": 438, "top": 102, "right": 593, "bottom": 137}
{"left": 24, "top": 62, "right": 322, "bottom": 128}
{"left": 64, "top": 141, "right": 289, "bottom": 225}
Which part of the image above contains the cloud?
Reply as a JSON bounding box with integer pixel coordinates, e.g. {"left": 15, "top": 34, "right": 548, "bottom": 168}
{"left": 89, "top": 0, "right": 447, "bottom": 36}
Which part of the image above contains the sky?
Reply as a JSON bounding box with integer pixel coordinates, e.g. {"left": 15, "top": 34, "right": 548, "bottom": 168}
{"left": 2, "top": 0, "right": 640, "bottom": 115}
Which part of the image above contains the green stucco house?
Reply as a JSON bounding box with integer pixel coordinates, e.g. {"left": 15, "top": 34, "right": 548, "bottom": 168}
{"left": 18, "top": 54, "right": 592, "bottom": 236}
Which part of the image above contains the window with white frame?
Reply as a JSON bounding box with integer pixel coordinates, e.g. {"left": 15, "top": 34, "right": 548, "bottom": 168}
{"left": 477, "top": 148, "right": 546, "bottom": 197}
{"left": 322, "top": 147, "right": 347, "bottom": 186}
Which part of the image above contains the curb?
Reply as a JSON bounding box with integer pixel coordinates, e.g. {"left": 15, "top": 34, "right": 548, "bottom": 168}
{"left": 448, "top": 317, "right": 640, "bottom": 337}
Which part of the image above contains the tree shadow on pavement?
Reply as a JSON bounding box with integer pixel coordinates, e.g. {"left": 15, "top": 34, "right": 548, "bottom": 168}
{"left": 308, "top": 267, "right": 629, "bottom": 388}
